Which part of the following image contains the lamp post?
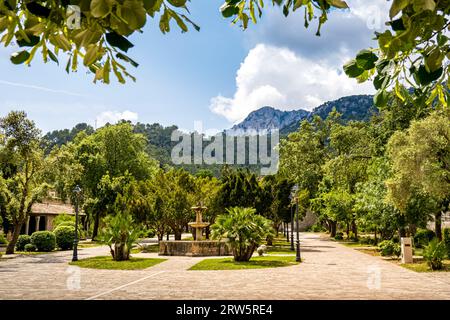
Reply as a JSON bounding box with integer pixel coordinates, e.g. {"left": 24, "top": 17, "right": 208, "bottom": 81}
{"left": 72, "top": 185, "right": 81, "bottom": 262}
{"left": 291, "top": 185, "right": 301, "bottom": 262}
{"left": 289, "top": 197, "right": 294, "bottom": 251}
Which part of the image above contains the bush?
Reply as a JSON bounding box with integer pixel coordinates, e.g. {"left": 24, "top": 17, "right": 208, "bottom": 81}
{"left": 334, "top": 232, "right": 344, "bottom": 240}
{"left": 359, "top": 237, "right": 377, "bottom": 245}
{"left": 16, "top": 234, "right": 31, "bottom": 251}
{"left": 444, "top": 228, "right": 450, "bottom": 259}
{"left": 53, "top": 214, "right": 74, "bottom": 228}
{"left": 100, "top": 211, "right": 142, "bottom": 261}
{"left": 423, "top": 238, "right": 447, "bottom": 270}
{"left": 414, "top": 229, "right": 436, "bottom": 248}
{"left": 379, "top": 240, "right": 401, "bottom": 257}
{"left": 31, "top": 231, "right": 56, "bottom": 252}
{"left": 0, "top": 232, "right": 7, "bottom": 245}
{"left": 24, "top": 243, "right": 36, "bottom": 252}
{"left": 54, "top": 226, "right": 75, "bottom": 250}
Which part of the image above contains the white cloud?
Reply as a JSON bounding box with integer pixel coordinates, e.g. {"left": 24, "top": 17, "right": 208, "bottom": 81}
{"left": 96, "top": 110, "right": 138, "bottom": 128}
{"left": 210, "top": 44, "right": 375, "bottom": 123}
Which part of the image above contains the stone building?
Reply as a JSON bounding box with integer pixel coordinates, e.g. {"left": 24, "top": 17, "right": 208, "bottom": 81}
{"left": 21, "top": 200, "right": 85, "bottom": 235}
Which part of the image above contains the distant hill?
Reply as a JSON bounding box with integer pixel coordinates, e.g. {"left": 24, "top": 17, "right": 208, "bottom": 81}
{"left": 230, "top": 107, "right": 310, "bottom": 132}
{"left": 41, "top": 94, "right": 377, "bottom": 176}
{"left": 232, "top": 94, "right": 376, "bottom": 136}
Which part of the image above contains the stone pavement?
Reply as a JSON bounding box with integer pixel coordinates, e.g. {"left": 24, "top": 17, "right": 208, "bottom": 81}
{"left": 0, "top": 233, "right": 449, "bottom": 300}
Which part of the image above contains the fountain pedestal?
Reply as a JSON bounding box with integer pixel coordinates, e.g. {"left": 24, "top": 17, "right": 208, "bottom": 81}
{"left": 188, "top": 206, "right": 210, "bottom": 241}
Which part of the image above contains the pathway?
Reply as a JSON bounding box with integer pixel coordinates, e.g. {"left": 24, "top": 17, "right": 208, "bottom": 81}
{"left": 0, "top": 233, "right": 449, "bottom": 299}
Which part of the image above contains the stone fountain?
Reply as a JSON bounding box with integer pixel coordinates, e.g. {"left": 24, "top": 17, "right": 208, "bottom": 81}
{"left": 188, "top": 205, "right": 210, "bottom": 241}
{"left": 159, "top": 204, "right": 231, "bottom": 257}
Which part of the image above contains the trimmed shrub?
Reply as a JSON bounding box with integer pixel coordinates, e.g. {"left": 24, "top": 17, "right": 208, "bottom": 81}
{"left": 443, "top": 228, "right": 450, "bottom": 259}
{"left": 423, "top": 238, "right": 447, "bottom": 270}
{"left": 414, "top": 229, "right": 436, "bottom": 248}
{"left": 24, "top": 243, "right": 36, "bottom": 252}
{"left": 334, "top": 232, "right": 344, "bottom": 240}
{"left": 379, "top": 240, "right": 401, "bottom": 257}
{"left": 16, "top": 234, "right": 31, "bottom": 251}
{"left": 31, "top": 231, "right": 56, "bottom": 252}
{"left": 54, "top": 226, "right": 75, "bottom": 250}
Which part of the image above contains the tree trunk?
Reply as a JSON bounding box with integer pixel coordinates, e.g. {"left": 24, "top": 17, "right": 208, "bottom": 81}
{"left": 330, "top": 220, "right": 337, "bottom": 237}
{"left": 266, "top": 236, "right": 273, "bottom": 246}
{"left": 92, "top": 211, "right": 100, "bottom": 240}
{"left": 174, "top": 229, "right": 182, "bottom": 241}
{"left": 374, "top": 229, "right": 377, "bottom": 243}
{"left": 435, "top": 211, "right": 442, "bottom": 241}
{"left": 5, "top": 222, "right": 23, "bottom": 254}
{"left": 113, "top": 242, "right": 129, "bottom": 261}
{"left": 351, "top": 220, "right": 358, "bottom": 240}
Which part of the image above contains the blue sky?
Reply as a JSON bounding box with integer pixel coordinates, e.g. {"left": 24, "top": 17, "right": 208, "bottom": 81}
{"left": 0, "top": 0, "right": 389, "bottom": 133}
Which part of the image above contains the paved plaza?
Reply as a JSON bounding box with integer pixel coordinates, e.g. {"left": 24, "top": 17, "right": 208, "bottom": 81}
{"left": 1, "top": 233, "right": 449, "bottom": 300}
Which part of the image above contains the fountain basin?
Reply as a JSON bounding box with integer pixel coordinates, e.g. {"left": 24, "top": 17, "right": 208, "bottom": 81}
{"left": 159, "top": 240, "right": 232, "bottom": 257}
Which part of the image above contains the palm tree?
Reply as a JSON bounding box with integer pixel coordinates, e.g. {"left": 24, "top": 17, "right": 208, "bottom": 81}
{"left": 211, "top": 207, "right": 274, "bottom": 262}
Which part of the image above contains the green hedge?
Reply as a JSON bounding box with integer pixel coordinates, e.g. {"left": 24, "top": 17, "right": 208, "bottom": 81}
{"left": 54, "top": 226, "right": 75, "bottom": 250}
{"left": 16, "top": 234, "right": 31, "bottom": 251}
{"left": 24, "top": 243, "right": 36, "bottom": 252}
{"left": 31, "top": 231, "right": 56, "bottom": 252}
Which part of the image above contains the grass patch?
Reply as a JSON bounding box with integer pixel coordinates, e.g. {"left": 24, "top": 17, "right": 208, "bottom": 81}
{"left": 69, "top": 256, "right": 167, "bottom": 270}
{"left": 341, "top": 242, "right": 376, "bottom": 248}
{"left": 266, "top": 246, "right": 295, "bottom": 255}
{"left": 189, "top": 255, "right": 299, "bottom": 270}
{"left": 78, "top": 242, "right": 102, "bottom": 248}
{"left": 400, "top": 259, "right": 450, "bottom": 272}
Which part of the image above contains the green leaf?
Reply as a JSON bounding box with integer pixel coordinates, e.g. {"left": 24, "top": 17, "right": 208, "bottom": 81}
{"left": 159, "top": 8, "right": 171, "bottom": 33}
{"left": 50, "top": 34, "right": 72, "bottom": 52}
{"left": 105, "top": 32, "right": 134, "bottom": 52}
{"left": 83, "top": 45, "right": 99, "bottom": 66}
{"left": 389, "top": 0, "right": 408, "bottom": 19}
{"left": 424, "top": 48, "right": 444, "bottom": 73}
{"left": 121, "top": 0, "right": 147, "bottom": 30}
{"left": 47, "top": 50, "right": 59, "bottom": 65}
{"left": 10, "top": 51, "right": 30, "bottom": 64}
{"left": 343, "top": 59, "right": 364, "bottom": 78}
{"left": 327, "top": 0, "right": 348, "bottom": 9}
{"left": 389, "top": 18, "right": 406, "bottom": 31}
{"left": 116, "top": 52, "right": 139, "bottom": 67}
{"left": 17, "top": 35, "right": 40, "bottom": 47}
{"left": 413, "top": 0, "right": 436, "bottom": 12}
{"left": 170, "top": 11, "right": 188, "bottom": 32}
{"left": 220, "top": 3, "right": 239, "bottom": 18}
{"left": 167, "top": 0, "right": 187, "bottom": 7}
{"left": 373, "top": 90, "right": 390, "bottom": 108}
{"left": 91, "top": 0, "right": 115, "bottom": 18}
{"left": 415, "top": 65, "right": 443, "bottom": 86}
{"left": 355, "top": 49, "right": 378, "bottom": 70}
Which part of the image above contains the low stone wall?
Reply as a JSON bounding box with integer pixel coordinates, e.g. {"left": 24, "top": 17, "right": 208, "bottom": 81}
{"left": 159, "top": 240, "right": 232, "bottom": 257}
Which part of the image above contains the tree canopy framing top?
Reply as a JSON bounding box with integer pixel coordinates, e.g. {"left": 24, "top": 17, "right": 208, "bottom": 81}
{"left": 0, "top": 0, "right": 449, "bottom": 108}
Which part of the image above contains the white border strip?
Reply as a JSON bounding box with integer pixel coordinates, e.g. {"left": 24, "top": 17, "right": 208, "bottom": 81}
{"left": 85, "top": 271, "right": 165, "bottom": 300}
